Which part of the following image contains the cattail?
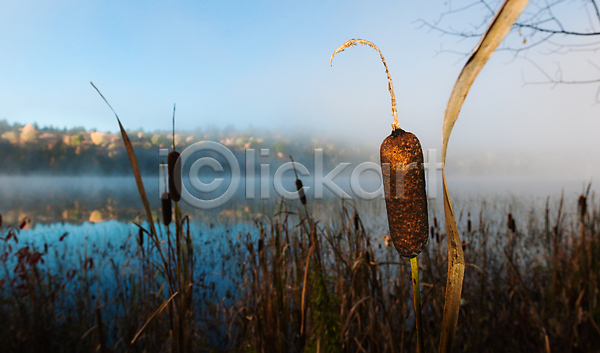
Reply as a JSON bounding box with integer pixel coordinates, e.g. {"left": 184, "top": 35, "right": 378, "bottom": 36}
{"left": 289, "top": 156, "right": 307, "bottom": 205}
{"left": 354, "top": 211, "right": 360, "bottom": 231}
{"left": 258, "top": 237, "right": 264, "bottom": 253}
{"left": 138, "top": 226, "right": 144, "bottom": 248}
{"left": 19, "top": 217, "right": 30, "bottom": 230}
{"left": 0, "top": 213, "right": 2, "bottom": 228}
{"left": 168, "top": 151, "right": 181, "bottom": 202}
{"left": 467, "top": 212, "right": 472, "bottom": 233}
{"left": 331, "top": 38, "right": 428, "bottom": 258}
{"left": 507, "top": 213, "right": 516, "bottom": 233}
{"left": 162, "top": 192, "right": 172, "bottom": 226}
{"left": 295, "top": 179, "right": 307, "bottom": 205}
{"left": 381, "top": 127, "right": 429, "bottom": 258}
{"left": 578, "top": 194, "right": 587, "bottom": 222}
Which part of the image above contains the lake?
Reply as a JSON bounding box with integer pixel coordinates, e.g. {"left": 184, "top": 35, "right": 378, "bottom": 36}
{"left": 0, "top": 174, "right": 591, "bottom": 226}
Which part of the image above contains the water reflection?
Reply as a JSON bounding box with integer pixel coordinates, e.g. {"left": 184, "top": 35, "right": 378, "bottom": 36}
{"left": 0, "top": 175, "right": 591, "bottom": 227}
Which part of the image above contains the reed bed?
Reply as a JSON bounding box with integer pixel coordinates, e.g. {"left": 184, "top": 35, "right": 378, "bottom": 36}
{"left": 1, "top": 190, "right": 599, "bottom": 352}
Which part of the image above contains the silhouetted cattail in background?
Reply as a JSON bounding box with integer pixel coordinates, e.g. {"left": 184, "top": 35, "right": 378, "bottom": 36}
{"left": 295, "top": 179, "right": 306, "bottom": 205}
{"left": 19, "top": 217, "right": 30, "bottom": 230}
{"left": 290, "top": 156, "right": 307, "bottom": 205}
{"left": 168, "top": 151, "right": 181, "bottom": 202}
{"left": 578, "top": 194, "right": 587, "bottom": 222}
{"left": 507, "top": 213, "right": 516, "bottom": 234}
{"left": 467, "top": 213, "right": 472, "bottom": 233}
{"left": 138, "top": 226, "right": 144, "bottom": 248}
{"left": 258, "top": 237, "right": 264, "bottom": 254}
{"left": 162, "top": 192, "right": 172, "bottom": 226}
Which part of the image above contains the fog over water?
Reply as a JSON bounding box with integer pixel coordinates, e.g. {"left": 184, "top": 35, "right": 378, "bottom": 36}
{"left": 0, "top": 172, "right": 594, "bottom": 227}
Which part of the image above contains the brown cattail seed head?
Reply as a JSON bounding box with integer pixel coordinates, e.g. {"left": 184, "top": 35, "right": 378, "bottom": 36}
{"left": 138, "top": 227, "right": 144, "bottom": 248}
{"left": 258, "top": 237, "right": 264, "bottom": 253}
{"left": 168, "top": 151, "right": 181, "bottom": 202}
{"left": 19, "top": 217, "right": 30, "bottom": 230}
{"left": 380, "top": 128, "right": 429, "bottom": 258}
{"left": 507, "top": 213, "right": 516, "bottom": 233}
{"left": 578, "top": 194, "right": 587, "bottom": 221}
{"left": 295, "top": 179, "right": 307, "bottom": 205}
{"left": 161, "top": 192, "right": 172, "bottom": 226}
{"left": 467, "top": 213, "right": 472, "bottom": 233}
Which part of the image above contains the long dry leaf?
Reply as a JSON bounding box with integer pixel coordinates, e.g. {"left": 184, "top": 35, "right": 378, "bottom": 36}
{"left": 126, "top": 291, "right": 179, "bottom": 352}
{"left": 439, "top": 1, "right": 529, "bottom": 352}
{"left": 330, "top": 38, "right": 399, "bottom": 129}
{"left": 90, "top": 82, "right": 157, "bottom": 238}
{"left": 91, "top": 84, "right": 177, "bottom": 298}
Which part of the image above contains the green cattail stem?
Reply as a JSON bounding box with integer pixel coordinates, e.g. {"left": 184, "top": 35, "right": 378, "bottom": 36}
{"left": 411, "top": 256, "right": 424, "bottom": 353}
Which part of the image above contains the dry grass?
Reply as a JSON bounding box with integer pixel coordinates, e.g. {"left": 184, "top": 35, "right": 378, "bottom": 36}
{"left": 1, "top": 190, "right": 599, "bottom": 352}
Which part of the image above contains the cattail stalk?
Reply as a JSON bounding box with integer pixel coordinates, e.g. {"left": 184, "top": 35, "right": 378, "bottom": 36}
{"left": 411, "top": 257, "right": 424, "bottom": 353}
{"left": 331, "top": 38, "right": 426, "bottom": 352}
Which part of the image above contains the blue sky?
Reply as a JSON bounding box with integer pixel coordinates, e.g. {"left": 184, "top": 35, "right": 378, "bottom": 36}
{"left": 1, "top": 0, "right": 599, "bottom": 180}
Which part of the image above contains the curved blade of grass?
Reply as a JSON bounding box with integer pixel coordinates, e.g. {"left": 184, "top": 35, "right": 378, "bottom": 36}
{"left": 126, "top": 291, "right": 179, "bottom": 352}
{"left": 90, "top": 82, "right": 157, "bottom": 239}
{"left": 439, "top": 1, "right": 529, "bottom": 352}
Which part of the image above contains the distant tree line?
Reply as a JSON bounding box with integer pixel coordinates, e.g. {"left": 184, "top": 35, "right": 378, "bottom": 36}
{"left": 0, "top": 120, "right": 376, "bottom": 175}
